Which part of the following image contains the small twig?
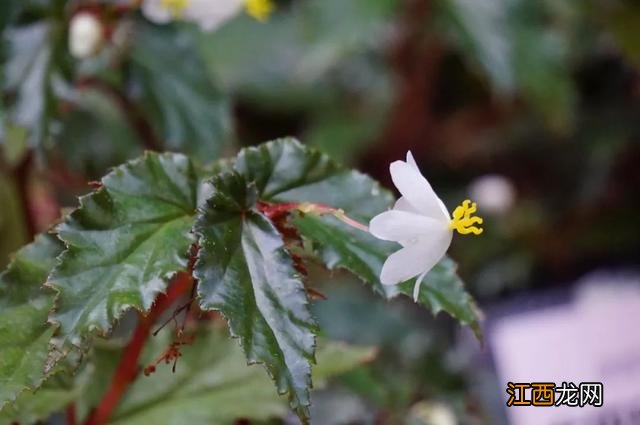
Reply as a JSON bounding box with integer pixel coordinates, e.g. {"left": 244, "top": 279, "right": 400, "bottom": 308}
{"left": 83, "top": 272, "right": 194, "bottom": 425}
{"left": 152, "top": 299, "right": 193, "bottom": 336}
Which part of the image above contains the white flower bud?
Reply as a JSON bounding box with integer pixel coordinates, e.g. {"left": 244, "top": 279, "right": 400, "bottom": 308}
{"left": 69, "top": 13, "right": 104, "bottom": 59}
{"left": 468, "top": 174, "right": 516, "bottom": 215}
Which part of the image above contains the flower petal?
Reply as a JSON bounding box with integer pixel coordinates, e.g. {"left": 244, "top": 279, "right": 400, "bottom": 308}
{"left": 406, "top": 151, "right": 419, "bottom": 171}
{"left": 394, "top": 196, "right": 419, "bottom": 213}
{"left": 184, "top": 0, "right": 244, "bottom": 31}
{"left": 142, "top": 0, "right": 173, "bottom": 24}
{"left": 370, "top": 210, "right": 444, "bottom": 242}
{"left": 389, "top": 160, "right": 450, "bottom": 221}
{"left": 413, "top": 270, "right": 428, "bottom": 302}
{"left": 379, "top": 230, "right": 452, "bottom": 285}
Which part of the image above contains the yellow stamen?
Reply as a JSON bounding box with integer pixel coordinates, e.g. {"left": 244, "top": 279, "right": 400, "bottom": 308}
{"left": 245, "top": 0, "right": 275, "bottom": 22}
{"left": 449, "top": 199, "right": 484, "bottom": 235}
{"left": 161, "top": 0, "right": 190, "bottom": 17}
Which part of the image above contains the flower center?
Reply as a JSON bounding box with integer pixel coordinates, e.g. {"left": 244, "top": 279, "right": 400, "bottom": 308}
{"left": 245, "top": 0, "right": 275, "bottom": 22}
{"left": 449, "top": 199, "right": 483, "bottom": 235}
{"left": 161, "top": 0, "right": 190, "bottom": 16}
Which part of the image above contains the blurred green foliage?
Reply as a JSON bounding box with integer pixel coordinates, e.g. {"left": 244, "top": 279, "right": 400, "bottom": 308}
{"left": 1, "top": 0, "right": 639, "bottom": 423}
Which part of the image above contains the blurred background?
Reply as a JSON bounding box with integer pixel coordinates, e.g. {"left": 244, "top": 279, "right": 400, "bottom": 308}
{"left": 1, "top": 0, "right": 639, "bottom": 424}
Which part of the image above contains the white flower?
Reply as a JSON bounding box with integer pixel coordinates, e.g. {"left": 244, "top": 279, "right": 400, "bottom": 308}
{"left": 468, "top": 174, "right": 515, "bottom": 215}
{"left": 142, "top": 0, "right": 274, "bottom": 32}
{"left": 369, "top": 152, "right": 483, "bottom": 301}
{"left": 69, "top": 13, "right": 105, "bottom": 59}
{"left": 411, "top": 401, "right": 457, "bottom": 425}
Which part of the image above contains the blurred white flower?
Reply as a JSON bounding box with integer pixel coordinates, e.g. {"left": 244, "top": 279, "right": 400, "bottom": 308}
{"left": 468, "top": 174, "right": 515, "bottom": 215}
{"left": 142, "top": 0, "right": 274, "bottom": 32}
{"left": 69, "top": 13, "right": 105, "bottom": 59}
{"left": 369, "top": 152, "right": 483, "bottom": 301}
{"left": 411, "top": 401, "right": 457, "bottom": 425}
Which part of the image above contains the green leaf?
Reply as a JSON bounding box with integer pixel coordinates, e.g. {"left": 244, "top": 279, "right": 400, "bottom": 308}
{"left": 0, "top": 376, "right": 80, "bottom": 425}
{"left": 73, "top": 325, "right": 374, "bottom": 425}
{"left": 129, "top": 22, "right": 231, "bottom": 158}
{"left": 0, "top": 234, "right": 64, "bottom": 410}
{"left": 55, "top": 87, "right": 142, "bottom": 177}
{"left": 235, "top": 138, "right": 481, "bottom": 335}
{"left": 399, "top": 258, "right": 482, "bottom": 340}
{"left": 312, "top": 342, "right": 376, "bottom": 387}
{"left": 3, "top": 22, "right": 53, "bottom": 150}
{"left": 0, "top": 0, "right": 21, "bottom": 32}
{"left": 441, "top": 0, "right": 575, "bottom": 131}
{"left": 235, "top": 137, "right": 396, "bottom": 296}
{"left": 48, "top": 152, "right": 198, "bottom": 344}
{"left": 109, "top": 329, "right": 287, "bottom": 425}
{"left": 294, "top": 215, "right": 398, "bottom": 297}
{"left": 194, "top": 171, "right": 317, "bottom": 421}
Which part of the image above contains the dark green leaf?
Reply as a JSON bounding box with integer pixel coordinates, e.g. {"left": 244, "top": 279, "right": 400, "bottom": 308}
{"left": 74, "top": 326, "right": 373, "bottom": 425}
{"left": 235, "top": 138, "right": 480, "bottom": 335}
{"left": 0, "top": 376, "right": 80, "bottom": 425}
{"left": 48, "top": 152, "right": 198, "bottom": 344}
{"left": 0, "top": 1, "right": 21, "bottom": 32}
{"left": 129, "top": 22, "right": 231, "bottom": 158}
{"left": 399, "top": 258, "right": 482, "bottom": 340}
{"left": 293, "top": 215, "right": 398, "bottom": 297}
{"left": 55, "top": 88, "right": 142, "bottom": 177}
{"left": 312, "top": 342, "right": 376, "bottom": 387}
{"left": 0, "top": 234, "right": 64, "bottom": 409}
{"left": 194, "top": 171, "right": 316, "bottom": 421}
{"left": 235, "top": 138, "right": 396, "bottom": 295}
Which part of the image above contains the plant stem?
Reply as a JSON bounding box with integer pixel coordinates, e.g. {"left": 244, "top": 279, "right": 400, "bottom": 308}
{"left": 65, "top": 403, "right": 77, "bottom": 425}
{"left": 76, "top": 77, "right": 163, "bottom": 152}
{"left": 83, "top": 272, "right": 193, "bottom": 425}
{"left": 257, "top": 201, "right": 369, "bottom": 233}
{"left": 14, "top": 152, "right": 37, "bottom": 239}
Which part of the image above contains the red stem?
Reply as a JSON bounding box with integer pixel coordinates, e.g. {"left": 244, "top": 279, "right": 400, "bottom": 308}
{"left": 83, "top": 272, "right": 193, "bottom": 425}
{"left": 257, "top": 201, "right": 369, "bottom": 232}
{"left": 65, "top": 403, "right": 77, "bottom": 425}
{"left": 13, "top": 152, "right": 37, "bottom": 239}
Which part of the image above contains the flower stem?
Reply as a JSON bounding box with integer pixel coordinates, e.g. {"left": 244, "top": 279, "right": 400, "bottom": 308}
{"left": 257, "top": 201, "right": 369, "bottom": 233}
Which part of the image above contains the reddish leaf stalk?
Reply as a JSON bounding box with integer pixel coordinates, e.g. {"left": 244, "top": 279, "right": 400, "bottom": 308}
{"left": 83, "top": 272, "right": 193, "bottom": 425}
{"left": 257, "top": 201, "right": 369, "bottom": 233}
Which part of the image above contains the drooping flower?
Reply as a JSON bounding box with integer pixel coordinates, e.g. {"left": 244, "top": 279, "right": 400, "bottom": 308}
{"left": 142, "top": 0, "right": 275, "bottom": 32}
{"left": 369, "top": 152, "right": 483, "bottom": 301}
{"left": 69, "top": 13, "right": 105, "bottom": 59}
